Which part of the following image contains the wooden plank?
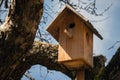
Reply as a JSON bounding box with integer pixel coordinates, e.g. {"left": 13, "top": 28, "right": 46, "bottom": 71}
{"left": 46, "top": 6, "right": 68, "bottom": 41}
{"left": 65, "top": 13, "right": 84, "bottom": 60}
{"left": 59, "top": 58, "right": 92, "bottom": 70}
{"left": 58, "top": 16, "right": 71, "bottom": 61}
{"left": 62, "top": 59, "right": 84, "bottom": 69}
{"left": 76, "top": 70, "right": 85, "bottom": 80}
{"left": 83, "top": 23, "right": 93, "bottom": 67}
{"left": 58, "top": 22, "right": 67, "bottom": 61}
{"left": 85, "top": 21, "right": 103, "bottom": 40}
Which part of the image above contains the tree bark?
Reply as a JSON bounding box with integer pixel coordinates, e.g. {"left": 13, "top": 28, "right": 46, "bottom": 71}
{"left": 0, "top": 0, "right": 43, "bottom": 79}
{"left": 0, "top": 0, "right": 107, "bottom": 80}
{"left": 10, "top": 42, "right": 75, "bottom": 80}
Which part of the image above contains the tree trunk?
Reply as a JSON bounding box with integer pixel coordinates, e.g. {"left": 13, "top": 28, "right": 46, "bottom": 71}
{"left": 0, "top": 0, "right": 107, "bottom": 80}
{"left": 0, "top": 0, "right": 43, "bottom": 79}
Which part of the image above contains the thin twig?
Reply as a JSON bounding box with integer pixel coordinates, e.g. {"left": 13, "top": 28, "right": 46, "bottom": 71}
{"left": 108, "top": 41, "right": 120, "bottom": 50}
{"left": 24, "top": 73, "right": 35, "bottom": 80}
{"left": 0, "top": 0, "right": 4, "bottom": 8}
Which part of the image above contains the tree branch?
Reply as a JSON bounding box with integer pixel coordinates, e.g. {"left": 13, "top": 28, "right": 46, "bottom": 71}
{"left": 9, "top": 41, "right": 106, "bottom": 80}
{"left": 0, "top": 0, "right": 43, "bottom": 79}
{"left": 9, "top": 41, "right": 75, "bottom": 79}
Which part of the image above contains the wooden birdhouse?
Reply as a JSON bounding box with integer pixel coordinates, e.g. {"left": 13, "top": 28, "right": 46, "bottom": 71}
{"left": 47, "top": 5, "right": 103, "bottom": 69}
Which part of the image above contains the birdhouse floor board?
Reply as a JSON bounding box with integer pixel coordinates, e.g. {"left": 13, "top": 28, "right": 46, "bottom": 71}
{"left": 58, "top": 58, "right": 92, "bottom": 69}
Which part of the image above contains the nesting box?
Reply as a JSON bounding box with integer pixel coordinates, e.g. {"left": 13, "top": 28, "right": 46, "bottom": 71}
{"left": 47, "top": 5, "right": 103, "bottom": 69}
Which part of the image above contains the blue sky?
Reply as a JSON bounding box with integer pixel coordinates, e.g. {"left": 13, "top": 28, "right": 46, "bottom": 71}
{"left": 21, "top": 65, "right": 71, "bottom": 80}
{"left": 93, "top": 0, "right": 120, "bottom": 63}
{"left": 21, "top": 0, "right": 120, "bottom": 79}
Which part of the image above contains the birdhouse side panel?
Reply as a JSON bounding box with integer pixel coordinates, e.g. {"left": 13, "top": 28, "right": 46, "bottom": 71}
{"left": 83, "top": 24, "right": 93, "bottom": 67}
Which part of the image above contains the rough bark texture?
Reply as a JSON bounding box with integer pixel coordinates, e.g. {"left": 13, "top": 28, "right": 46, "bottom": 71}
{"left": 0, "top": 0, "right": 43, "bottom": 79}
{"left": 101, "top": 47, "right": 120, "bottom": 80}
{"left": 10, "top": 42, "right": 76, "bottom": 80}
{"left": 0, "top": 0, "right": 118, "bottom": 80}
{"left": 85, "top": 55, "right": 106, "bottom": 80}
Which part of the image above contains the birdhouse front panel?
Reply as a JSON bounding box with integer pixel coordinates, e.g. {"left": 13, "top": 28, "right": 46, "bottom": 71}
{"left": 58, "top": 13, "right": 84, "bottom": 61}
{"left": 58, "top": 11, "right": 93, "bottom": 68}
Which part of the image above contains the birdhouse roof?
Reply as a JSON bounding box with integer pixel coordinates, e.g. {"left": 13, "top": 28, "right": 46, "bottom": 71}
{"left": 47, "top": 5, "right": 103, "bottom": 41}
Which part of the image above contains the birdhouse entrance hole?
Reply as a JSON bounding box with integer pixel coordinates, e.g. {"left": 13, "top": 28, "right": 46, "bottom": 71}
{"left": 68, "top": 22, "right": 75, "bottom": 29}
{"left": 64, "top": 22, "right": 75, "bottom": 38}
